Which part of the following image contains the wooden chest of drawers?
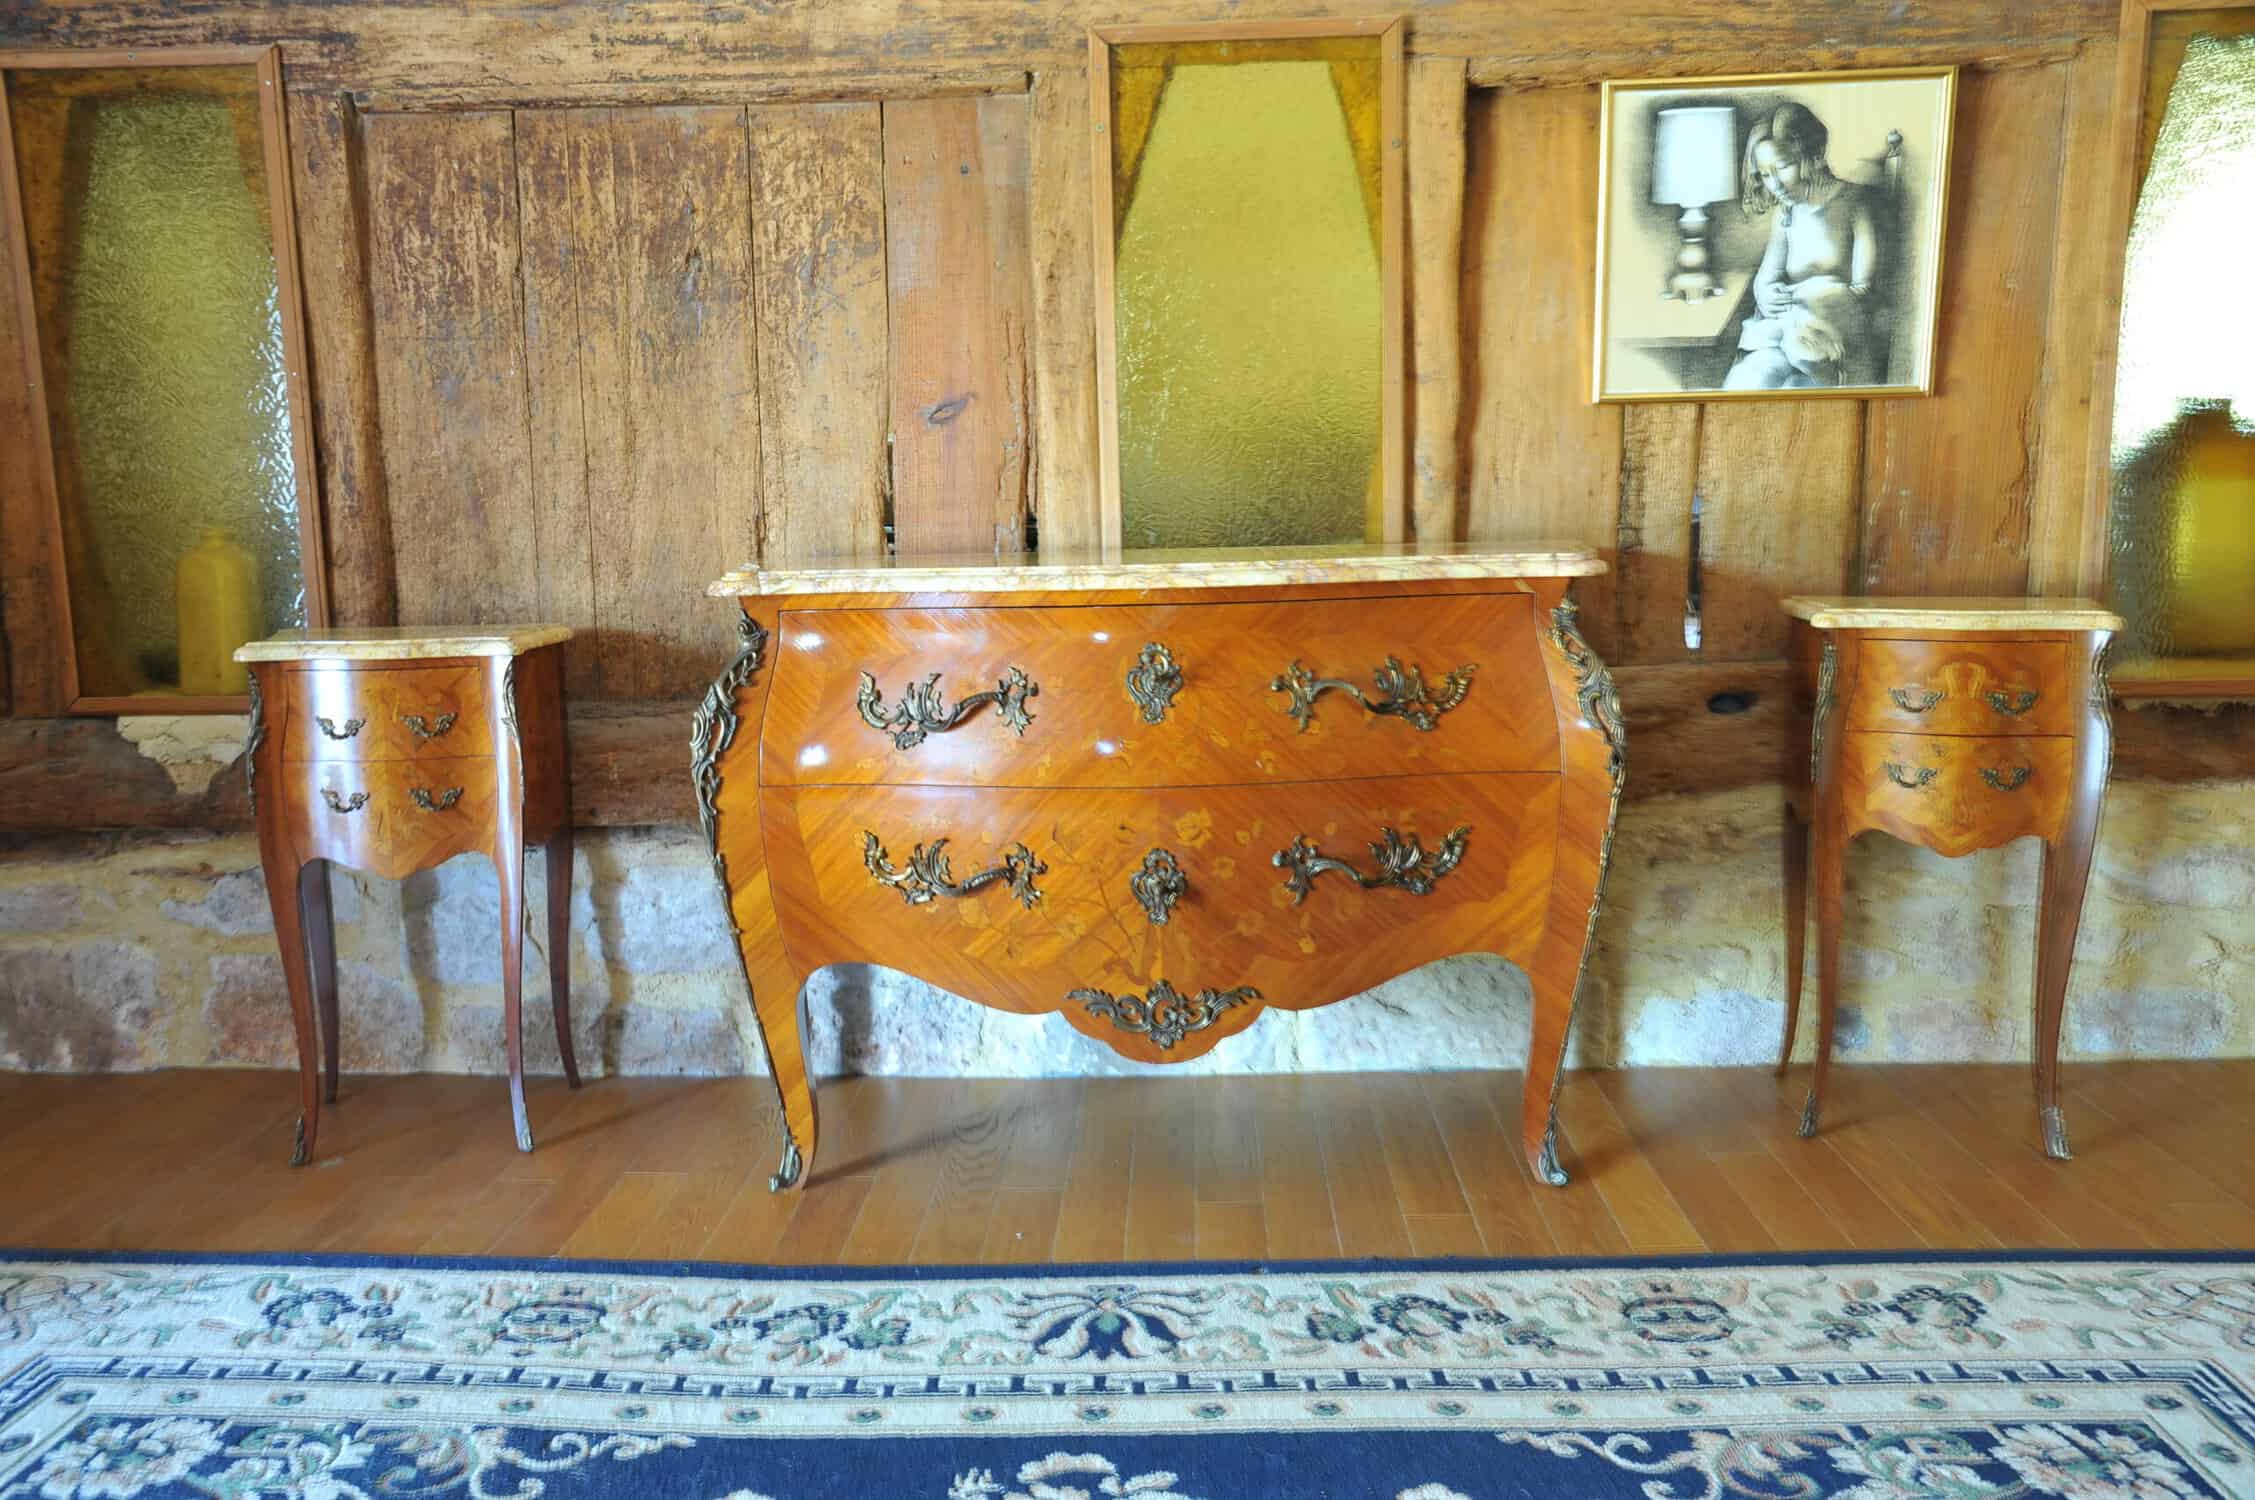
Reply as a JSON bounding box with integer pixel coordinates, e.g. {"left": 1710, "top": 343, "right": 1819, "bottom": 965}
{"left": 1778, "top": 596, "right": 2123, "bottom": 1161}
{"left": 699, "top": 546, "right": 1622, "bottom": 1192}
{"left": 238, "top": 627, "right": 579, "bottom": 1165}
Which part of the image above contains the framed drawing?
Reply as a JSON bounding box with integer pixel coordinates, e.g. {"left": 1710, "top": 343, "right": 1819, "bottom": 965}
{"left": 1593, "top": 66, "right": 1957, "bottom": 403}
{"left": 1090, "top": 16, "right": 1406, "bottom": 549}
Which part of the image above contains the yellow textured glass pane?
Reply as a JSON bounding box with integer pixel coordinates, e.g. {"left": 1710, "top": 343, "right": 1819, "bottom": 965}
{"left": 8, "top": 64, "right": 302, "bottom": 699}
{"left": 1112, "top": 46, "right": 1383, "bottom": 550}
{"left": 2106, "top": 18, "right": 2255, "bottom": 665}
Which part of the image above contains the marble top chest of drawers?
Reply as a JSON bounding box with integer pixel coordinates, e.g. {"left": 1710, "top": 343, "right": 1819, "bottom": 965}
{"left": 697, "top": 544, "right": 1623, "bottom": 1192}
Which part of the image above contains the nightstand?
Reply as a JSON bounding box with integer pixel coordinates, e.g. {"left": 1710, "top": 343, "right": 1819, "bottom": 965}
{"left": 237, "top": 626, "right": 578, "bottom": 1164}
{"left": 1780, "top": 596, "right": 2124, "bottom": 1160}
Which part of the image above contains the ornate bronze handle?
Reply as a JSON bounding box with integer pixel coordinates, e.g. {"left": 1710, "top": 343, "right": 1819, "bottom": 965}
{"left": 400, "top": 711, "right": 458, "bottom": 741}
{"left": 1069, "top": 979, "right": 1259, "bottom": 1051}
{"left": 1130, "top": 848, "right": 1187, "bottom": 925}
{"left": 857, "top": 667, "right": 1037, "bottom": 750}
{"left": 319, "top": 788, "right": 368, "bottom": 814}
{"left": 862, "top": 830, "right": 1045, "bottom": 909}
{"left": 410, "top": 786, "right": 464, "bottom": 811}
{"left": 1889, "top": 686, "right": 1944, "bottom": 713}
{"left": 1985, "top": 689, "right": 2040, "bottom": 717}
{"left": 316, "top": 716, "right": 364, "bottom": 740}
{"left": 1273, "top": 825, "right": 1469, "bottom": 904}
{"left": 1881, "top": 761, "right": 1939, "bottom": 790}
{"left": 1125, "top": 643, "right": 1183, "bottom": 724}
{"left": 1980, "top": 765, "right": 2032, "bottom": 791}
{"left": 1269, "top": 656, "right": 1476, "bottom": 733}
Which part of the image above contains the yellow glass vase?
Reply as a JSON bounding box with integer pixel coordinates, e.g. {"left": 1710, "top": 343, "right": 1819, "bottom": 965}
{"left": 176, "top": 524, "right": 260, "bottom": 696}
{"left": 2161, "top": 405, "right": 2255, "bottom": 655}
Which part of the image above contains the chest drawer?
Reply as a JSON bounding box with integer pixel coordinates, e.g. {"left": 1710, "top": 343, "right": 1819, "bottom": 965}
{"left": 1845, "top": 638, "right": 2070, "bottom": 736}
{"left": 282, "top": 662, "right": 496, "bottom": 763}
{"left": 759, "top": 593, "right": 1558, "bottom": 789}
{"left": 281, "top": 756, "right": 498, "bottom": 878}
{"left": 1840, "top": 732, "right": 2072, "bottom": 857}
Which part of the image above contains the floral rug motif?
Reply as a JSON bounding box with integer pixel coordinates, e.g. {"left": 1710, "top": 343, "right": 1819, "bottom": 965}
{"left": 0, "top": 1250, "right": 2250, "bottom": 1498}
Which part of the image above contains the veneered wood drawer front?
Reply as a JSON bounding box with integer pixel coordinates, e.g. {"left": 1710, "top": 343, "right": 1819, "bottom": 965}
{"left": 283, "top": 756, "right": 498, "bottom": 879}
{"left": 760, "top": 593, "right": 1557, "bottom": 788}
{"left": 762, "top": 773, "right": 1558, "bottom": 1064}
{"left": 1846, "top": 638, "right": 2070, "bottom": 736}
{"left": 1841, "top": 733, "right": 2073, "bottom": 857}
{"left": 283, "top": 662, "right": 496, "bottom": 763}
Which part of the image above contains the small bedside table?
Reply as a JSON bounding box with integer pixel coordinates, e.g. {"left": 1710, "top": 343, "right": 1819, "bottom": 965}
{"left": 1779, "top": 596, "right": 2124, "bottom": 1160}
{"left": 237, "top": 626, "right": 579, "bottom": 1164}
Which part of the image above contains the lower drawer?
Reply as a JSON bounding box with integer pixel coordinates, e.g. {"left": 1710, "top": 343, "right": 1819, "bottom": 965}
{"left": 1840, "top": 733, "right": 2073, "bottom": 857}
{"left": 760, "top": 773, "right": 1560, "bottom": 1059}
{"left": 284, "top": 756, "right": 499, "bottom": 879}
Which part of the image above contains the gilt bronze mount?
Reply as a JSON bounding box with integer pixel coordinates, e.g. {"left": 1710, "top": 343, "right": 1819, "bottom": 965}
{"left": 858, "top": 667, "right": 1038, "bottom": 750}
{"left": 862, "top": 831, "right": 1047, "bottom": 909}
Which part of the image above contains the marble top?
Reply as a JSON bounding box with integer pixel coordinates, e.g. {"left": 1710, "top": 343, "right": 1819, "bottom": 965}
{"left": 1781, "top": 596, "right": 2125, "bottom": 632}
{"left": 709, "top": 541, "right": 1606, "bottom": 597}
{"left": 234, "top": 626, "right": 575, "bottom": 663}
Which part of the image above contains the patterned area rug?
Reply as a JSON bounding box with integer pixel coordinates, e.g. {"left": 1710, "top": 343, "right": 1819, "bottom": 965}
{"left": 1, "top": 1250, "right": 2251, "bottom": 1499}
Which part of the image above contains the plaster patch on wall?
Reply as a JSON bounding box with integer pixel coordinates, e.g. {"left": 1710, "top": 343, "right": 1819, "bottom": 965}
{"left": 114, "top": 716, "right": 249, "bottom": 797}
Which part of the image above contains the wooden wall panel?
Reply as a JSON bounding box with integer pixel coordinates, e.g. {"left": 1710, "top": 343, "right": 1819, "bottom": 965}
{"left": 286, "top": 91, "right": 395, "bottom": 629}
{"left": 883, "top": 94, "right": 1030, "bottom": 557}
{"left": 1858, "top": 63, "right": 2072, "bottom": 595}
{"left": 517, "top": 106, "right": 762, "bottom": 701}
{"left": 1610, "top": 407, "right": 1700, "bottom": 665}
{"left": 0, "top": 135, "right": 54, "bottom": 715}
{"left": 1693, "top": 404, "right": 1862, "bottom": 659}
{"left": 746, "top": 102, "right": 889, "bottom": 569}
{"left": 1407, "top": 57, "right": 1466, "bottom": 546}
{"left": 1027, "top": 67, "right": 1101, "bottom": 555}
{"left": 1460, "top": 85, "right": 1621, "bottom": 655}
{"left": 362, "top": 111, "right": 545, "bottom": 632}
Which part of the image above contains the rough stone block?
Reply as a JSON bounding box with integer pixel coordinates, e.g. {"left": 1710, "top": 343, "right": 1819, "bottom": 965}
{"left": 591, "top": 852, "right": 738, "bottom": 976}
{"left": 2071, "top": 986, "right": 2233, "bottom": 1059}
{"left": 0, "top": 883, "right": 83, "bottom": 933}
{"left": 201, "top": 952, "right": 424, "bottom": 1070}
{"left": 162, "top": 868, "right": 277, "bottom": 937}
{"left": 0, "top": 941, "right": 160, "bottom": 1070}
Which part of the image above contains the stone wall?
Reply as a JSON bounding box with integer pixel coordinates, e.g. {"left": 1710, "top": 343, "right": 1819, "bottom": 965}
{"left": 3, "top": 781, "right": 2250, "bottom": 1077}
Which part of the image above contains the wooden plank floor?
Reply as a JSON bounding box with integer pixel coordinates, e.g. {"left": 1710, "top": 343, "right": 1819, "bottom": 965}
{"left": 2, "top": 1063, "right": 2249, "bottom": 1261}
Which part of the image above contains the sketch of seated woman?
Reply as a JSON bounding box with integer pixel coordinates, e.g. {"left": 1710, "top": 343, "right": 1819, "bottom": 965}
{"left": 1724, "top": 103, "right": 1884, "bottom": 390}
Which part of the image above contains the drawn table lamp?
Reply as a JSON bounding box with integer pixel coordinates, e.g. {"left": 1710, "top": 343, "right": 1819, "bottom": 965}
{"left": 1652, "top": 104, "right": 1738, "bottom": 300}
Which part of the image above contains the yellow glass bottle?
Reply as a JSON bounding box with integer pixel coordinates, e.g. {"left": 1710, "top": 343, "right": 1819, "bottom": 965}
{"left": 2162, "top": 403, "right": 2255, "bottom": 655}
{"left": 176, "top": 524, "right": 260, "bottom": 695}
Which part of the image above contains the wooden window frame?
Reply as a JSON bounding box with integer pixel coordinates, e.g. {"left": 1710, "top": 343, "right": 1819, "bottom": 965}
{"left": 1087, "top": 15, "right": 1407, "bottom": 551}
{"left": 0, "top": 43, "right": 327, "bottom": 716}
{"left": 2083, "top": 0, "right": 2255, "bottom": 699}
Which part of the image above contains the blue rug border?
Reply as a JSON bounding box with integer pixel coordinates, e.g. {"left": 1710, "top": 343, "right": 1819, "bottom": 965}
{"left": 0, "top": 1245, "right": 2245, "bottom": 1282}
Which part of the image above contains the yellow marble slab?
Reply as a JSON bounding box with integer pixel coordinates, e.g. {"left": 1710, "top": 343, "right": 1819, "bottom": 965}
{"left": 1781, "top": 596, "right": 2125, "bottom": 632}
{"left": 709, "top": 541, "right": 1607, "bottom": 597}
{"left": 234, "top": 626, "right": 575, "bottom": 663}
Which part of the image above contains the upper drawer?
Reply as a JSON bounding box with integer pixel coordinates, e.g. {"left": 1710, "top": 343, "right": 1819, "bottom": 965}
{"left": 759, "top": 593, "right": 1560, "bottom": 788}
{"left": 280, "top": 662, "right": 496, "bottom": 763}
{"left": 1846, "top": 638, "right": 2071, "bottom": 736}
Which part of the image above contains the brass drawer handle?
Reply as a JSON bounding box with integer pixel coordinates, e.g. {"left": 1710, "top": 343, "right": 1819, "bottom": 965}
{"left": 1273, "top": 825, "right": 1469, "bottom": 904}
{"left": 1981, "top": 765, "right": 2032, "bottom": 791}
{"left": 400, "top": 711, "right": 458, "bottom": 741}
{"left": 862, "top": 830, "right": 1045, "bottom": 909}
{"left": 1069, "top": 979, "right": 1259, "bottom": 1051}
{"left": 1270, "top": 656, "right": 1477, "bottom": 733}
{"left": 1986, "top": 689, "right": 2040, "bottom": 717}
{"left": 857, "top": 667, "right": 1037, "bottom": 750}
{"left": 1131, "top": 848, "right": 1188, "bottom": 925}
{"left": 410, "top": 786, "right": 464, "bottom": 811}
{"left": 316, "top": 716, "right": 364, "bottom": 740}
{"left": 1125, "top": 642, "right": 1183, "bottom": 724}
{"left": 1889, "top": 686, "right": 1944, "bottom": 713}
{"left": 319, "top": 788, "right": 368, "bottom": 814}
{"left": 1882, "top": 761, "right": 1938, "bottom": 790}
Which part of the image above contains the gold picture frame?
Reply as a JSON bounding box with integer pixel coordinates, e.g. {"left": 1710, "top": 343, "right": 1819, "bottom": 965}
{"left": 1593, "top": 66, "right": 1957, "bottom": 404}
{"left": 1089, "top": 16, "right": 1407, "bottom": 549}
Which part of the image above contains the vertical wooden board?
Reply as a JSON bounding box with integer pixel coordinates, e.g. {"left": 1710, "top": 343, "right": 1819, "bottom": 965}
{"left": 884, "top": 94, "right": 1031, "bottom": 557}
{"left": 0, "top": 126, "right": 55, "bottom": 714}
{"left": 747, "top": 101, "right": 889, "bottom": 569}
{"left": 581, "top": 107, "right": 761, "bottom": 699}
{"left": 1407, "top": 57, "right": 1466, "bottom": 546}
{"left": 287, "top": 91, "right": 396, "bottom": 630}
{"left": 509, "top": 109, "right": 603, "bottom": 699}
{"left": 1693, "top": 403, "right": 1862, "bottom": 659}
{"left": 1460, "top": 86, "right": 1621, "bottom": 648}
{"left": 363, "top": 110, "right": 543, "bottom": 631}
{"left": 2027, "top": 39, "right": 2117, "bottom": 597}
{"left": 1609, "top": 405, "right": 1700, "bottom": 665}
{"left": 1858, "top": 63, "right": 2071, "bottom": 596}
{"left": 1028, "top": 67, "right": 1101, "bottom": 554}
